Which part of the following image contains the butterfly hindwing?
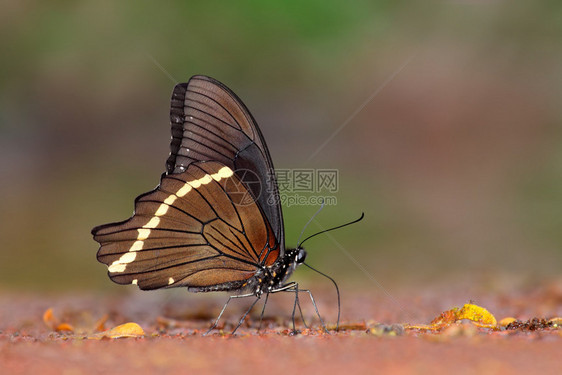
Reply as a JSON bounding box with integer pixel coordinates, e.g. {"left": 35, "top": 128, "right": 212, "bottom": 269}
{"left": 93, "top": 161, "right": 279, "bottom": 291}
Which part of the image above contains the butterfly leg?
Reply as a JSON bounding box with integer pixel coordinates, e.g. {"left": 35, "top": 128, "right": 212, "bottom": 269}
{"left": 296, "top": 293, "right": 309, "bottom": 329}
{"left": 287, "top": 285, "right": 309, "bottom": 330}
{"left": 270, "top": 283, "right": 308, "bottom": 333}
{"left": 205, "top": 292, "right": 255, "bottom": 335}
{"left": 231, "top": 295, "right": 261, "bottom": 335}
{"left": 257, "top": 291, "right": 270, "bottom": 332}
{"left": 296, "top": 287, "right": 329, "bottom": 334}
{"left": 290, "top": 285, "right": 303, "bottom": 333}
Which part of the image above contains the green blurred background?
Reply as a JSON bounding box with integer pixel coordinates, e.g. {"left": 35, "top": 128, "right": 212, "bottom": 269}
{"left": 1, "top": 1, "right": 561, "bottom": 293}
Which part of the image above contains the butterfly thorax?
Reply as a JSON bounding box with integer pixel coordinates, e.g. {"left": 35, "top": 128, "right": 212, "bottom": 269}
{"left": 245, "top": 247, "right": 307, "bottom": 296}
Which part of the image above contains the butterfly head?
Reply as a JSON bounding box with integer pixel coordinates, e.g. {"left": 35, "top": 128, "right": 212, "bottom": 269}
{"left": 295, "top": 246, "right": 307, "bottom": 265}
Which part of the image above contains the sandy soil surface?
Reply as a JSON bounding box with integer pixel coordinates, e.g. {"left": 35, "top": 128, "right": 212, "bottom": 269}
{"left": 1, "top": 281, "right": 561, "bottom": 374}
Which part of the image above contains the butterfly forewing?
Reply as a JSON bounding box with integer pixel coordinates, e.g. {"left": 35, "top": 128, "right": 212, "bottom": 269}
{"left": 93, "top": 161, "right": 279, "bottom": 291}
{"left": 167, "top": 76, "right": 285, "bottom": 250}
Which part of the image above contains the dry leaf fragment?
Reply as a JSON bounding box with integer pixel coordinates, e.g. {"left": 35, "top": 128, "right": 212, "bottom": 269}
{"left": 43, "top": 308, "right": 57, "bottom": 329}
{"left": 89, "top": 322, "right": 145, "bottom": 339}
{"left": 104, "top": 322, "right": 145, "bottom": 338}
{"left": 55, "top": 323, "right": 74, "bottom": 332}
{"left": 407, "top": 303, "right": 499, "bottom": 332}
{"left": 402, "top": 323, "right": 434, "bottom": 331}
{"left": 94, "top": 314, "right": 109, "bottom": 332}
{"left": 457, "top": 304, "right": 497, "bottom": 328}
{"left": 430, "top": 307, "right": 460, "bottom": 327}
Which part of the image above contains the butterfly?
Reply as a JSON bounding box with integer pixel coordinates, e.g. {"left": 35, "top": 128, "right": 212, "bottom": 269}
{"left": 92, "top": 75, "right": 339, "bottom": 334}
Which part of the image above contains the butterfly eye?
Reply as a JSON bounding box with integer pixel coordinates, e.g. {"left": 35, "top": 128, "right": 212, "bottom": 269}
{"left": 295, "top": 248, "right": 307, "bottom": 264}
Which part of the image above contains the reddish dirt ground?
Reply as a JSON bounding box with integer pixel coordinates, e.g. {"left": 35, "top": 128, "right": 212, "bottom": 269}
{"left": 1, "top": 282, "right": 561, "bottom": 375}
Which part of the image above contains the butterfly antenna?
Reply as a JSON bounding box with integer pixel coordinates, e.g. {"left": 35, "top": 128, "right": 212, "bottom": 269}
{"left": 299, "top": 212, "right": 365, "bottom": 248}
{"left": 303, "top": 262, "right": 341, "bottom": 331}
{"left": 296, "top": 200, "right": 326, "bottom": 247}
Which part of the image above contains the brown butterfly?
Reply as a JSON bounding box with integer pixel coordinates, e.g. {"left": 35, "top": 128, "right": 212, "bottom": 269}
{"left": 92, "top": 76, "right": 342, "bottom": 334}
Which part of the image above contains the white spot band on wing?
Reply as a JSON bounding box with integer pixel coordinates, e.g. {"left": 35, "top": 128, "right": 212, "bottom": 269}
{"left": 107, "top": 166, "right": 235, "bottom": 275}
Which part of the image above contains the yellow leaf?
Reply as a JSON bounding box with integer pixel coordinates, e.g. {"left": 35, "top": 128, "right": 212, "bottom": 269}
{"left": 457, "top": 304, "right": 497, "bottom": 328}
{"left": 55, "top": 323, "right": 74, "bottom": 332}
{"left": 89, "top": 322, "right": 145, "bottom": 339}
{"left": 407, "top": 303, "right": 499, "bottom": 332}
